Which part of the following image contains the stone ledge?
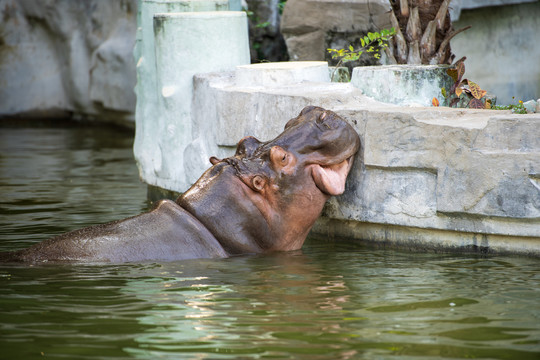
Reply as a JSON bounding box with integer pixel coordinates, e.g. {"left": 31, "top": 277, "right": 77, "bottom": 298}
{"left": 236, "top": 61, "right": 329, "bottom": 87}
{"left": 185, "top": 69, "right": 540, "bottom": 251}
{"left": 312, "top": 218, "right": 540, "bottom": 257}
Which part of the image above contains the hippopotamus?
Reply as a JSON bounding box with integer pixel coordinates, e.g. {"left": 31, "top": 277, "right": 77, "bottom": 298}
{"left": 0, "top": 106, "right": 360, "bottom": 263}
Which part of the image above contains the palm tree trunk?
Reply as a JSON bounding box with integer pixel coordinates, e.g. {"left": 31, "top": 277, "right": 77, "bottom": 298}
{"left": 386, "top": 0, "right": 469, "bottom": 65}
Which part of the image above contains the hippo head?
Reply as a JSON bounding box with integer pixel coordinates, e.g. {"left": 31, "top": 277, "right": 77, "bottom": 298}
{"left": 178, "top": 106, "right": 360, "bottom": 255}
{"left": 225, "top": 106, "right": 360, "bottom": 201}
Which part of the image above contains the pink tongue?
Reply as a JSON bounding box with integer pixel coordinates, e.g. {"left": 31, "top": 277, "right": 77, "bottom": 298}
{"left": 311, "top": 160, "right": 349, "bottom": 196}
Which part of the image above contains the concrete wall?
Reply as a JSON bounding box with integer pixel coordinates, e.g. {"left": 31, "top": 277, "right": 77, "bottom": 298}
{"left": 184, "top": 65, "right": 540, "bottom": 255}
{"left": 451, "top": 1, "right": 540, "bottom": 105}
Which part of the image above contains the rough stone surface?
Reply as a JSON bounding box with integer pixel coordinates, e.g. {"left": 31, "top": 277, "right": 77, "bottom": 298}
{"left": 523, "top": 100, "right": 537, "bottom": 114}
{"left": 236, "top": 61, "right": 329, "bottom": 87}
{"left": 351, "top": 65, "right": 454, "bottom": 107}
{"left": 0, "top": 0, "right": 137, "bottom": 124}
{"left": 179, "top": 68, "right": 540, "bottom": 254}
{"left": 280, "top": 0, "right": 391, "bottom": 65}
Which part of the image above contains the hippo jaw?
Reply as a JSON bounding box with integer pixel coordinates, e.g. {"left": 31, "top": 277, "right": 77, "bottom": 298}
{"left": 310, "top": 156, "right": 354, "bottom": 196}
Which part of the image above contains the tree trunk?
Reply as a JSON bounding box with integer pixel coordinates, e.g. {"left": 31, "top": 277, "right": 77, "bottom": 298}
{"left": 386, "top": 0, "right": 469, "bottom": 65}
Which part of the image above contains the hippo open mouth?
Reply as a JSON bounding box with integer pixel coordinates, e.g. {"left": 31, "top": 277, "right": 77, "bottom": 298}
{"left": 311, "top": 157, "right": 353, "bottom": 196}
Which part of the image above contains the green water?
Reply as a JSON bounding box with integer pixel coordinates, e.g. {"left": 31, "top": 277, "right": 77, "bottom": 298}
{"left": 1, "top": 125, "right": 539, "bottom": 360}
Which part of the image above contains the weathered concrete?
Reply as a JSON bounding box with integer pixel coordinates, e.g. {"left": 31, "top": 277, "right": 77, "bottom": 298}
{"left": 134, "top": 10, "right": 250, "bottom": 191}
{"left": 236, "top": 61, "right": 329, "bottom": 87}
{"left": 179, "top": 63, "right": 540, "bottom": 255}
{"left": 0, "top": 0, "right": 244, "bottom": 124}
{"left": 450, "top": 1, "right": 540, "bottom": 105}
{"left": 351, "top": 65, "right": 454, "bottom": 107}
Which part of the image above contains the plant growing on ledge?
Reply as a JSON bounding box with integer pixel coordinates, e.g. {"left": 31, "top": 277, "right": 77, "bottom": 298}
{"left": 492, "top": 98, "right": 527, "bottom": 114}
{"left": 327, "top": 28, "right": 396, "bottom": 81}
{"left": 436, "top": 57, "right": 493, "bottom": 109}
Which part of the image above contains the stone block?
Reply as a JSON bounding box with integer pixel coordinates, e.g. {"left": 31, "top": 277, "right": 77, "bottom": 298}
{"left": 351, "top": 65, "right": 454, "bottom": 107}
{"left": 523, "top": 100, "right": 537, "bottom": 113}
{"left": 184, "top": 70, "right": 540, "bottom": 246}
{"left": 133, "top": 0, "right": 231, "bottom": 183}
{"left": 325, "top": 166, "right": 438, "bottom": 228}
{"left": 236, "top": 61, "right": 329, "bottom": 87}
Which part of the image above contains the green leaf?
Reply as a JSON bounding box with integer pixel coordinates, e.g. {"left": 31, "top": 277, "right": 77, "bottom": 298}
{"left": 349, "top": 45, "right": 354, "bottom": 52}
{"left": 255, "top": 21, "right": 270, "bottom": 28}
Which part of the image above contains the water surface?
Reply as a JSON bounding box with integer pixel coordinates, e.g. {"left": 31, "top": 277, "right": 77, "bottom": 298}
{"left": 1, "top": 124, "right": 539, "bottom": 359}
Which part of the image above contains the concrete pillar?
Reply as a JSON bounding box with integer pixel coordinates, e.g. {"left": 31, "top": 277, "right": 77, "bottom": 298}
{"left": 133, "top": 0, "right": 249, "bottom": 192}
{"left": 141, "top": 11, "right": 250, "bottom": 191}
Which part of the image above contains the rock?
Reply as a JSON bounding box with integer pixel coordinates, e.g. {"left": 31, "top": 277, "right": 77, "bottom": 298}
{"left": 236, "top": 61, "right": 329, "bottom": 87}
{"left": 329, "top": 67, "right": 350, "bottom": 83}
{"left": 0, "top": 0, "right": 137, "bottom": 124}
{"left": 183, "top": 68, "right": 540, "bottom": 251}
{"left": 280, "top": 0, "right": 391, "bottom": 66}
{"left": 351, "top": 65, "right": 454, "bottom": 107}
{"left": 523, "top": 100, "right": 537, "bottom": 114}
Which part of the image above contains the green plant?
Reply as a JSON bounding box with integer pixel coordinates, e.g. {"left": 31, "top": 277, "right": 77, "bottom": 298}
{"left": 437, "top": 57, "right": 492, "bottom": 109}
{"left": 327, "top": 28, "right": 396, "bottom": 81}
{"left": 278, "top": 0, "right": 287, "bottom": 15}
{"left": 492, "top": 98, "right": 527, "bottom": 114}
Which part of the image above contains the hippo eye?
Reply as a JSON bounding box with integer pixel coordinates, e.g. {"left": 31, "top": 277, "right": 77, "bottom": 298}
{"left": 270, "top": 146, "right": 291, "bottom": 169}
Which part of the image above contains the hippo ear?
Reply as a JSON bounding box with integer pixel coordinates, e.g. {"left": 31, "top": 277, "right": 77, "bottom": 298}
{"left": 238, "top": 174, "right": 266, "bottom": 192}
{"left": 236, "top": 136, "right": 261, "bottom": 157}
{"left": 209, "top": 156, "right": 221, "bottom": 165}
{"left": 251, "top": 175, "right": 266, "bottom": 191}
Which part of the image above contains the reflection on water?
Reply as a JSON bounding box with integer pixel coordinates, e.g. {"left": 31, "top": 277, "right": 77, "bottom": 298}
{"left": 1, "top": 124, "right": 539, "bottom": 359}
